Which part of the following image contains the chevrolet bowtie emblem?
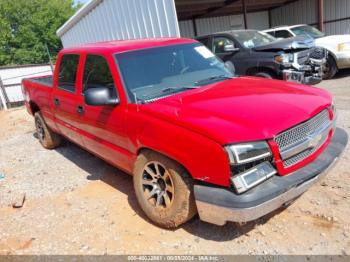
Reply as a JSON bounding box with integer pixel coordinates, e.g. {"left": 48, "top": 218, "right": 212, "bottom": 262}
{"left": 308, "top": 133, "right": 323, "bottom": 148}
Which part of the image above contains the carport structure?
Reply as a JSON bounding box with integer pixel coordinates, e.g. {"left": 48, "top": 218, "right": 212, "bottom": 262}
{"left": 58, "top": 0, "right": 348, "bottom": 47}
{"left": 176, "top": 0, "right": 326, "bottom": 36}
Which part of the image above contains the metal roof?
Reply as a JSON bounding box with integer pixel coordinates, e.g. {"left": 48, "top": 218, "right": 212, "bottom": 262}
{"left": 57, "top": 0, "right": 297, "bottom": 37}
{"left": 175, "top": 0, "right": 298, "bottom": 20}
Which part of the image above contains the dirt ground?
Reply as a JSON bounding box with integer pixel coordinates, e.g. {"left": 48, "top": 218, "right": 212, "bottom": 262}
{"left": 0, "top": 71, "right": 350, "bottom": 255}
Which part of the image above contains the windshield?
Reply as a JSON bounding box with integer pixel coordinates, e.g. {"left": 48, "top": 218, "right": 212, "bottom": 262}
{"left": 115, "top": 43, "right": 233, "bottom": 103}
{"left": 291, "top": 25, "right": 325, "bottom": 39}
{"left": 232, "top": 31, "right": 276, "bottom": 48}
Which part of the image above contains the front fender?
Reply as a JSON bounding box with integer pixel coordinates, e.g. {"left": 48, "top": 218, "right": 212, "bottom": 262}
{"left": 126, "top": 109, "right": 231, "bottom": 187}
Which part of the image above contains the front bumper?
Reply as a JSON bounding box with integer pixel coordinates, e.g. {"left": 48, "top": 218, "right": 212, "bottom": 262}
{"left": 194, "top": 128, "right": 348, "bottom": 226}
{"left": 282, "top": 69, "right": 322, "bottom": 85}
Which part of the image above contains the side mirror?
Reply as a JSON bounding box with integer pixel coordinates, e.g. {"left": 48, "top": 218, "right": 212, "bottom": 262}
{"left": 224, "top": 44, "right": 240, "bottom": 52}
{"left": 84, "top": 87, "right": 119, "bottom": 106}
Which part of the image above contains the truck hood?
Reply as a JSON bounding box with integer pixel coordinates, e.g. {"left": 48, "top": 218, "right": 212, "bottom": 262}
{"left": 315, "top": 35, "right": 350, "bottom": 46}
{"left": 253, "top": 36, "right": 314, "bottom": 52}
{"left": 140, "top": 77, "right": 332, "bottom": 144}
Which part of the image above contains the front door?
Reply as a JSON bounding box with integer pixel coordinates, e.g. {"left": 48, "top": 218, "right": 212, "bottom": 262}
{"left": 78, "top": 54, "right": 131, "bottom": 172}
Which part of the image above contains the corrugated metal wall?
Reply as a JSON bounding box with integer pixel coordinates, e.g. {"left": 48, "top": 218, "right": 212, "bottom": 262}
{"left": 58, "top": 0, "right": 180, "bottom": 47}
{"left": 0, "top": 65, "right": 52, "bottom": 108}
{"left": 270, "top": 0, "right": 317, "bottom": 27}
{"left": 324, "top": 0, "right": 350, "bottom": 34}
{"left": 179, "top": 11, "right": 269, "bottom": 38}
{"left": 270, "top": 0, "right": 350, "bottom": 35}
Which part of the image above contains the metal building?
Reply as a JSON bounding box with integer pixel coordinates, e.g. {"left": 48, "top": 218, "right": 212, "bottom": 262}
{"left": 57, "top": 0, "right": 180, "bottom": 47}
{"left": 57, "top": 0, "right": 350, "bottom": 47}
{"left": 0, "top": 64, "right": 52, "bottom": 109}
{"left": 270, "top": 0, "right": 350, "bottom": 35}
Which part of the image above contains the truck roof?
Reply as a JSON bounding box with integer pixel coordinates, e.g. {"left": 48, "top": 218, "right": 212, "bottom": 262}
{"left": 264, "top": 24, "right": 307, "bottom": 32}
{"left": 61, "top": 38, "right": 197, "bottom": 54}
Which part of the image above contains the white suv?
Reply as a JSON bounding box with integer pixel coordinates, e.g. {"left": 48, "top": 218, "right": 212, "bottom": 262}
{"left": 264, "top": 24, "right": 350, "bottom": 79}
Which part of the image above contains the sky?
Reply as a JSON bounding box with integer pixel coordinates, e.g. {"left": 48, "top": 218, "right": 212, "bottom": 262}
{"left": 74, "top": 0, "right": 89, "bottom": 5}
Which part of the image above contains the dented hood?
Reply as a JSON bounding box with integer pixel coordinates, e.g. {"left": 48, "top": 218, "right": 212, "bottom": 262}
{"left": 253, "top": 36, "right": 314, "bottom": 52}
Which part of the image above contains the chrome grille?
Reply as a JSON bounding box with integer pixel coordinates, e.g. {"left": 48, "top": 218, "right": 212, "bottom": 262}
{"left": 297, "top": 49, "right": 310, "bottom": 65}
{"left": 275, "top": 110, "right": 331, "bottom": 167}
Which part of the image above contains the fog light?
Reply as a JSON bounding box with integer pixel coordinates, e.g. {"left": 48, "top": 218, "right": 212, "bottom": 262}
{"left": 231, "top": 162, "right": 277, "bottom": 194}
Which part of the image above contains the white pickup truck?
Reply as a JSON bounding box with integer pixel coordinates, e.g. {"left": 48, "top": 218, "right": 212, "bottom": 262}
{"left": 264, "top": 24, "right": 350, "bottom": 79}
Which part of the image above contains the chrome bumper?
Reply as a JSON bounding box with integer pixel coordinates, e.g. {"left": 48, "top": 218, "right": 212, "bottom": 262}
{"left": 282, "top": 70, "right": 322, "bottom": 85}
{"left": 194, "top": 128, "right": 348, "bottom": 226}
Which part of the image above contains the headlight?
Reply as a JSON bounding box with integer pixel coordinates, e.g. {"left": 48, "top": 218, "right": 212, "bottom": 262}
{"left": 225, "top": 141, "right": 276, "bottom": 194}
{"left": 225, "top": 141, "right": 271, "bottom": 165}
{"left": 275, "top": 53, "right": 294, "bottom": 67}
{"left": 338, "top": 42, "right": 350, "bottom": 52}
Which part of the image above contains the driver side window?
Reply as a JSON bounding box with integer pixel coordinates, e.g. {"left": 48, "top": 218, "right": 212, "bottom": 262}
{"left": 213, "top": 37, "right": 234, "bottom": 54}
{"left": 83, "top": 55, "right": 115, "bottom": 92}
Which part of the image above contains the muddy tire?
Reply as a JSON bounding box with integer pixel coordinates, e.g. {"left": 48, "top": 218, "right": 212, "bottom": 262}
{"left": 133, "top": 151, "right": 197, "bottom": 228}
{"left": 323, "top": 55, "right": 338, "bottom": 80}
{"left": 34, "top": 112, "right": 62, "bottom": 149}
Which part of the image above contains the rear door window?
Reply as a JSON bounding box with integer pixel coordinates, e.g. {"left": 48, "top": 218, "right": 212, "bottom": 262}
{"left": 82, "top": 55, "right": 116, "bottom": 93}
{"left": 266, "top": 31, "right": 275, "bottom": 37}
{"left": 197, "top": 37, "right": 210, "bottom": 48}
{"left": 275, "top": 30, "right": 293, "bottom": 38}
{"left": 58, "top": 54, "right": 80, "bottom": 92}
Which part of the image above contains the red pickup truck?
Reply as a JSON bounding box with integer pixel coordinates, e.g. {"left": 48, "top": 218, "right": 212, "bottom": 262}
{"left": 22, "top": 38, "right": 347, "bottom": 228}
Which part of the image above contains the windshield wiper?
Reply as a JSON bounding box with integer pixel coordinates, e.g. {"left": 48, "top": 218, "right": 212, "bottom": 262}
{"left": 161, "top": 86, "right": 198, "bottom": 93}
{"left": 195, "top": 75, "right": 233, "bottom": 86}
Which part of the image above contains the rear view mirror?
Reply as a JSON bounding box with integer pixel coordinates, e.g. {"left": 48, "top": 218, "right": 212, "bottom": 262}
{"left": 84, "top": 87, "right": 119, "bottom": 106}
{"left": 224, "top": 44, "right": 239, "bottom": 52}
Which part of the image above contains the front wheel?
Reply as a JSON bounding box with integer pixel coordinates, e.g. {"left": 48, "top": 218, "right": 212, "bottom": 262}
{"left": 133, "top": 151, "right": 197, "bottom": 228}
{"left": 323, "top": 55, "right": 338, "bottom": 80}
{"left": 254, "top": 71, "right": 274, "bottom": 79}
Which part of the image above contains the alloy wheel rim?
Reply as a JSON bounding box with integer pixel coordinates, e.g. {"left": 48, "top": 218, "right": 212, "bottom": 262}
{"left": 323, "top": 61, "right": 330, "bottom": 76}
{"left": 141, "top": 161, "right": 174, "bottom": 209}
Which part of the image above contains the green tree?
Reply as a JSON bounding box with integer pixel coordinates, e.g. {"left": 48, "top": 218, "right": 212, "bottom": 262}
{"left": 0, "top": 0, "right": 80, "bottom": 66}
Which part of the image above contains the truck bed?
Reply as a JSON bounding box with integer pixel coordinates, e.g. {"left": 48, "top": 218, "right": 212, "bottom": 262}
{"left": 25, "top": 75, "right": 53, "bottom": 87}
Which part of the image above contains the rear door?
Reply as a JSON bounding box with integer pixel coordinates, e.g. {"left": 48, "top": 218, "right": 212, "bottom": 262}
{"left": 78, "top": 54, "right": 130, "bottom": 172}
{"left": 52, "top": 53, "right": 84, "bottom": 145}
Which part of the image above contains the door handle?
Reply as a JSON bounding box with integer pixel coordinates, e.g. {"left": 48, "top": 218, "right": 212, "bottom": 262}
{"left": 76, "top": 105, "right": 84, "bottom": 115}
{"left": 54, "top": 98, "right": 60, "bottom": 106}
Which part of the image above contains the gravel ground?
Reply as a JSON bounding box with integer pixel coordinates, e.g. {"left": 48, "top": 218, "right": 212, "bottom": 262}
{"left": 0, "top": 70, "right": 350, "bottom": 255}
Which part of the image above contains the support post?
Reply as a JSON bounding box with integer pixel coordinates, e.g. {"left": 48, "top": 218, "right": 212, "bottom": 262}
{"left": 242, "top": 0, "right": 248, "bottom": 29}
{"left": 192, "top": 19, "right": 198, "bottom": 37}
{"left": 318, "top": 0, "right": 324, "bottom": 32}
{"left": 0, "top": 77, "right": 8, "bottom": 110}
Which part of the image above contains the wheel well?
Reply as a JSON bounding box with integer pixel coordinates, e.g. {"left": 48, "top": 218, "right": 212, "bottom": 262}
{"left": 29, "top": 102, "right": 40, "bottom": 115}
{"left": 246, "top": 67, "right": 277, "bottom": 78}
{"left": 136, "top": 147, "right": 191, "bottom": 176}
{"left": 327, "top": 51, "right": 338, "bottom": 69}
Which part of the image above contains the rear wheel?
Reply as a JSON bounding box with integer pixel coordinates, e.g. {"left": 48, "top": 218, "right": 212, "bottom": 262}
{"left": 133, "top": 151, "right": 197, "bottom": 228}
{"left": 34, "top": 112, "right": 62, "bottom": 149}
{"left": 323, "top": 55, "right": 338, "bottom": 80}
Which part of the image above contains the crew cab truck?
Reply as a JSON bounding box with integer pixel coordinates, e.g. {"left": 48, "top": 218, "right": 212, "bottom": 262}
{"left": 22, "top": 38, "right": 347, "bottom": 228}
